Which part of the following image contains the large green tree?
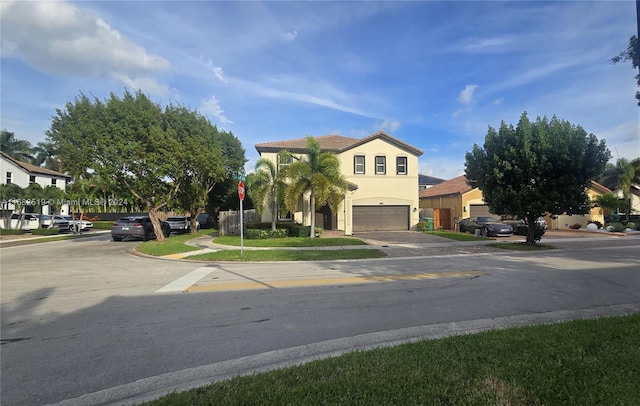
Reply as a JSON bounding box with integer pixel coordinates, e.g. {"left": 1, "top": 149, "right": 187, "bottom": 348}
{"left": 246, "top": 155, "right": 288, "bottom": 231}
{"left": 206, "top": 131, "right": 247, "bottom": 217}
{"left": 281, "top": 136, "right": 347, "bottom": 238}
{"left": 465, "top": 112, "right": 611, "bottom": 244}
{"left": 610, "top": 35, "right": 640, "bottom": 106}
{"left": 166, "top": 106, "right": 227, "bottom": 234}
{"left": 46, "top": 90, "right": 186, "bottom": 241}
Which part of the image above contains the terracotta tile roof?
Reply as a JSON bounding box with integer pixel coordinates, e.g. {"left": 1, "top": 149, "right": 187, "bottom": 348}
{"left": 0, "top": 151, "right": 71, "bottom": 179}
{"left": 255, "top": 130, "right": 423, "bottom": 156}
{"left": 419, "top": 175, "right": 471, "bottom": 198}
{"left": 589, "top": 180, "right": 611, "bottom": 194}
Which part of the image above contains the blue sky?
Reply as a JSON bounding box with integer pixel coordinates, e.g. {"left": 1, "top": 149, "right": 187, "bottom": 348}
{"left": 1, "top": 0, "right": 639, "bottom": 180}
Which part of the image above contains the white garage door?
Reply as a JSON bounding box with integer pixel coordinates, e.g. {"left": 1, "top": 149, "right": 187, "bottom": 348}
{"left": 353, "top": 205, "right": 409, "bottom": 231}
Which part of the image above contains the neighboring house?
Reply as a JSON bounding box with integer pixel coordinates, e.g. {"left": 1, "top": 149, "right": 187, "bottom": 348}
{"left": 418, "top": 175, "right": 610, "bottom": 230}
{"left": 254, "top": 131, "right": 423, "bottom": 233}
{"left": 418, "top": 174, "right": 445, "bottom": 191}
{"left": 0, "top": 151, "right": 71, "bottom": 216}
{"left": 613, "top": 184, "right": 640, "bottom": 217}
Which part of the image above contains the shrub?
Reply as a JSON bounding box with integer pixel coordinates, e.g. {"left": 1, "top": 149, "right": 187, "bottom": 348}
{"left": 31, "top": 228, "right": 61, "bottom": 236}
{"left": 587, "top": 220, "right": 603, "bottom": 229}
{"left": 0, "top": 229, "right": 24, "bottom": 235}
{"left": 610, "top": 222, "right": 626, "bottom": 232}
{"left": 625, "top": 222, "right": 636, "bottom": 230}
{"left": 245, "top": 229, "right": 270, "bottom": 240}
{"left": 569, "top": 223, "right": 581, "bottom": 229}
{"left": 296, "top": 226, "right": 323, "bottom": 237}
{"left": 246, "top": 222, "right": 301, "bottom": 237}
{"left": 417, "top": 220, "right": 428, "bottom": 232}
{"left": 270, "top": 228, "right": 288, "bottom": 238}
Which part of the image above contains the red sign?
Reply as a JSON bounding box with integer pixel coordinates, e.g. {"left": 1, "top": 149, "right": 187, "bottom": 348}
{"left": 238, "top": 181, "right": 245, "bottom": 201}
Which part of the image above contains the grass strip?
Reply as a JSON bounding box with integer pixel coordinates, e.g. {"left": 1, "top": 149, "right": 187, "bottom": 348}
{"left": 214, "top": 236, "right": 367, "bottom": 247}
{"left": 142, "top": 314, "right": 640, "bottom": 405}
{"left": 187, "top": 248, "right": 386, "bottom": 261}
{"left": 137, "top": 230, "right": 217, "bottom": 256}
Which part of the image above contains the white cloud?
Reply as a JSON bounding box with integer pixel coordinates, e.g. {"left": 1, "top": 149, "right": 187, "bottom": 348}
{"left": 457, "top": 85, "right": 477, "bottom": 105}
{"left": 492, "top": 98, "right": 504, "bottom": 105}
{"left": 283, "top": 29, "right": 298, "bottom": 41}
{"left": 463, "top": 36, "right": 513, "bottom": 53}
{"left": 201, "top": 96, "right": 234, "bottom": 126}
{"left": 0, "top": 0, "right": 170, "bottom": 95}
{"left": 379, "top": 119, "right": 401, "bottom": 132}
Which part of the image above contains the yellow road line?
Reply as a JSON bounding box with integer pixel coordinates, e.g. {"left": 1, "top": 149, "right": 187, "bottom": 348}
{"left": 186, "top": 270, "right": 485, "bottom": 292}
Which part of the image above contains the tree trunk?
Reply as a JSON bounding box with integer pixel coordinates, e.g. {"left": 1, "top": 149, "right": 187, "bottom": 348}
{"left": 525, "top": 217, "right": 536, "bottom": 245}
{"left": 309, "top": 192, "right": 316, "bottom": 238}
{"left": 189, "top": 208, "right": 200, "bottom": 234}
{"left": 148, "top": 207, "right": 165, "bottom": 242}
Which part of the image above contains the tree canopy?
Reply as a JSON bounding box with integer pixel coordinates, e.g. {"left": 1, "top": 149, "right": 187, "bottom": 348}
{"left": 465, "top": 112, "right": 610, "bottom": 244}
{"left": 610, "top": 35, "right": 640, "bottom": 106}
{"left": 46, "top": 90, "right": 237, "bottom": 241}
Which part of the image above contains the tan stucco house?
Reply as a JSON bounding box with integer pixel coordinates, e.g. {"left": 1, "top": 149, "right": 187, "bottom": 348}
{"left": 254, "top": 131, "right": 423, "bottom": 234}
{"left": 419, "top": 175, "right": 611, "bottom": 230}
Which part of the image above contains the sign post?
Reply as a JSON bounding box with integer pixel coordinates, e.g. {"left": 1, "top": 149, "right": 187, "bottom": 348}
{"left": 238, "top": 181, "right": 245, "bottom": 256}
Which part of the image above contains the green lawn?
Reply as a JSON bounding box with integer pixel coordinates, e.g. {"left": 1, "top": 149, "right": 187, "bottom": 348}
{"left": 137, "top": 230, "right": 217, "bottom": 256}
{"left": 214, "top": 235, "right": 367, "bottom": 247}
{"left": 187, "top": 248, "right": 386, "bottom": 261}
{"left": 142, "top": 313, "right": 640, "bottom": 405}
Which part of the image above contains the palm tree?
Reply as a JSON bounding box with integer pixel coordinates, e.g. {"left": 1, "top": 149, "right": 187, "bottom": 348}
{"left": 1, "top": 130, "right": 34, "bottom": 163}
{"left": 599, "top": 157, "right": 640, "bottom": 221}
{"left": 282, "top": 136, "right": 347, "bottom": 238}
{"left": 32, "top": 141, "right": 64, "bottom": 172}
{"left": 246, "top": 155, "right": 288, "bottom": 231}
{"left": 592, "top": 192, "right": 629, "bottom": 224}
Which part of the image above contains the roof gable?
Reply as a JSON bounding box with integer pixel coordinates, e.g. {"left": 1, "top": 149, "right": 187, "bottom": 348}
{"left": 419, "top": 175, "right": 471, "bottom": 198}
{"left": 255, "top": 130, "right": 423, "bottom": 157}
{"left": 0, "top": 151, "right": 71, "bottom": 179}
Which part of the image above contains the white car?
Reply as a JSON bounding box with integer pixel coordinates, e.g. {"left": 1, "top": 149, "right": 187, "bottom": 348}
{"left": 56, "top": 215, "right": 93, "bottom": 232}
{"left": 3, "top": 213, "right": 40, "bottom": 230}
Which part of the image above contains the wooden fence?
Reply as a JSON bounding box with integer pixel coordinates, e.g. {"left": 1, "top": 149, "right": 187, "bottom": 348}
{"left": 218, "top": 209, "right": 258, "bottom": 236}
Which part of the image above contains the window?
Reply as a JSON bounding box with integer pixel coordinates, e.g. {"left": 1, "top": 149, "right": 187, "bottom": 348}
{"left": 396, "top": 157, "right": 407, "bottom": 175}
{"left": 354, "top": 155, "right": 365, "bottom": 174}
{"left": 51, "top": 178, "right": 57, "bottom": 186}
{"left": 277, "top": 208, "right": 293, "bottom": 221}
{"left": 30, "top": 175, "right": 36, "bottom": 183}
{"left": 5, "top": 171, "right": 12, "bottom": 184}
{"left": 375, "top": 156, "right": 386, "bottom": 175}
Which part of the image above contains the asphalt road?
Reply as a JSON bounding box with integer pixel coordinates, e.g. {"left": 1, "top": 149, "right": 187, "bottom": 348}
{"left": 1, "top": 233, "right": 639, "bottom": 406}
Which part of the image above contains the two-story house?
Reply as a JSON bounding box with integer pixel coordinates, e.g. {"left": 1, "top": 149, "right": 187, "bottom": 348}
{"left": 255, "top": 131, "right": 423, "bottom": 234}
{"left": 1, "top": 151, "right": 71, "bottom": 215}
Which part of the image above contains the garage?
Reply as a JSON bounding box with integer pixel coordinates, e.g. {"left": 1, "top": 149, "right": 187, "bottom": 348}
{"left": 352, "top": 205, "right": 409, "bottom": 231}
{"left": 469, "top": 204, "right": 496, "bottom": 218}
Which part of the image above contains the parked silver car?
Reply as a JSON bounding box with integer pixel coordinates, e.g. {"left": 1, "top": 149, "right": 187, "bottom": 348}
{"left": 111, "top": 216, "right": 170, "bottom": 241}
{"left": 165, "top": 216, "right": 199, "bottom": 233}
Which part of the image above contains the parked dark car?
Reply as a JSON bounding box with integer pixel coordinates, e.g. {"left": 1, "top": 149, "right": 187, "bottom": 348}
{"left": 111, "top": 216, "right": 170, "bottom": 241}
{"left": 165, "top": 216, "right": 199, "bottom": 233}
{"left": 458, "top": 216, "right": 513, "bottom": 237}
{"left": 501, "top": 215, "right": 548, "bottom": 235}
{"left": 196, "top": 213, "right": 214, "bottom": 229}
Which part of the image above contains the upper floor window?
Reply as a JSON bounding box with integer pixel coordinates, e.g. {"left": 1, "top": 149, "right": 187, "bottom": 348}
{"left": 29, "top": 175, "right": 36, "bottom": 183}
{"left": 396, "top": 157, "right": 408, "bottom": 175}
{"left": 51, "top": 178, "right": 57, "bottom": 186}
{"left": 354, "top": 155, "right": 365, "bottom": 174}
{"left": 6, "top": 171, "right": 12, "bottom": 184}
{"left": 375, "top": 156, "right": 386, "bottom": 175}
